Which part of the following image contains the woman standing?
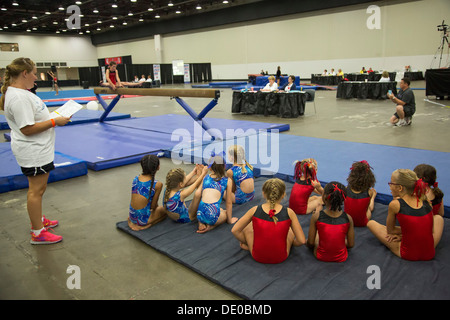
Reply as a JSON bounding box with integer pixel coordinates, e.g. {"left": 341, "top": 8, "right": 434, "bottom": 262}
{"left": 0, "top": 58, "right": 70, "bottom": 244}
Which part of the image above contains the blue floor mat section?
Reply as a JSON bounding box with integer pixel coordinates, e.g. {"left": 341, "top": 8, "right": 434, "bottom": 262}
{"left": 165, "top": 132, "right": 450, "bottom": 217}
{"left": 0, "top": 143, "right": 88, "bottom": 193}
{"left": 106, "top": 114, "right": 289, "bottom": 140}
{"left": 44, "top": 100, "right": 89, "bottom": 107}
{"left": 51, "top": 122, "right": 176, "bottom": 171}
{"left": 36, "top": 89, "right": 96, "bottom": 100}
{"left": 0, "top": 110, "right": 131, "bottom": 130}
{"left": 53, "top": 115, "right": 289, "bottom": 170}
{"left": 116, "top": 177, "right": 450, "bottom": 300}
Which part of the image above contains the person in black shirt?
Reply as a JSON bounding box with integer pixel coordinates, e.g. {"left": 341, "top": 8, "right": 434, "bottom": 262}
{"left": 388, "top": 77, "right": 415, "bottom": 126}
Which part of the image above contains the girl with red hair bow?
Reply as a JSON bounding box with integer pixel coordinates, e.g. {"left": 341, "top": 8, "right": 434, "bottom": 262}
{"left": 307, "top": 181, "right": 355, "bottom": 262}
{"left": 231, "top": 178, "right": 306, "bottom": 264}
{"left": 414, "top": 164, "right": 444, "bottom": 217}
{"left": 289, "top": 158, "right": 324, "bottom": 215}
{"left": 367, "top": 169, "right": 444, "bottom": 261}
{"left": 344, "top": 160, "right": 377, "bottom": 226}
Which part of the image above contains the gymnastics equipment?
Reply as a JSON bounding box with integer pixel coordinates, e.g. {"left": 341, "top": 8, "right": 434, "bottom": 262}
{"left": 93, "top": 87, "right": 221, "bottom": 140}
{"left": 86, "top": 101, "right": 99, "bottom": 110}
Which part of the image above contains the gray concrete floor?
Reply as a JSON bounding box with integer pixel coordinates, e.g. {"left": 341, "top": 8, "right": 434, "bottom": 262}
{"left": 0, "top": 81, "right": 449, "bottom": 300}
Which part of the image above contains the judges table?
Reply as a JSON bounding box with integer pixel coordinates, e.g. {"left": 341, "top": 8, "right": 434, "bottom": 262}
{"left": 344, "top": 72, "right": 396, "bottom": 82}
{"left": 232, "top": 91, "right": 307, "bottom": 118}
{"left": 311, "top": 75, "right": 342, "bottom": 85}
{"left": 425, "top": 69, "right": 450, "bottom": 98}
{"left": 336, "top": 81, "right": 397, "bottom": 99}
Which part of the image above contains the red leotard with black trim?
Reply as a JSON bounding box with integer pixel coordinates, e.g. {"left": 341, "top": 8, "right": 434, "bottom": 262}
{"left": 251, "top": 205, "right": 291, "bottom": 264}
{"left": 396, "top": 198, "right": 435, "bottom": 261}
{"left": 108, "top": 70, "right": 117, "bottom": 85}
{"left": 289, "top": 179, "right": 314, "bottom": 215}
{"left": 316, "top": 210, "right": 350, "bottom": 262}
{"left": 431, "top": 197, "right": 443, "bottom": 216}
{"left": 344, "top": 188, "right": 371, "bottom": 227}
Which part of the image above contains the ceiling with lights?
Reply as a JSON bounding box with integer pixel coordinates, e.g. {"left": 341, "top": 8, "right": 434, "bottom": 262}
{"left": 0, "top": 0, "right": 263, "bottom": 35}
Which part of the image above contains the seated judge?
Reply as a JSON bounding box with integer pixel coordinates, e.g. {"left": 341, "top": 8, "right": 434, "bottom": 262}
{"left": 278, "top": 75, "right": 297, "bottom": 92}
{"left": 261, "top": 76, "right": 278, "bottom": 92}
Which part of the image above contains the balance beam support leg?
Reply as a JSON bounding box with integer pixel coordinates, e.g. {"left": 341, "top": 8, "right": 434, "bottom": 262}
{"left": 99, "top": 94, "right": 122, "bottom": 122}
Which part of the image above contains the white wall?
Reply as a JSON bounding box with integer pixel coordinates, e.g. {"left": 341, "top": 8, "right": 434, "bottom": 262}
{"left": 0, "top": 34, "right": 98, "bottom": 68}
{"left": 2, "top": 0, "right": 448, "bottom": 80}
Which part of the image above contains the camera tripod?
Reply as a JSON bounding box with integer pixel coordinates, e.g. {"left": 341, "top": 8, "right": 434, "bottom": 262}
{"left": 431, "top": 20, "right": 449, "bottom": 69}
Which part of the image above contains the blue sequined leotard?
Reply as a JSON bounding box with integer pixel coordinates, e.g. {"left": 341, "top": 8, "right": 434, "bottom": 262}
{"left": 129, "top": 176, "right": 157, "bottom": 226}
{"left": 164, "top": 190, "right": 191, "bottom": 223}
{"left": 231, "top": 165, "right": 255, "bottom": 204}
{"left": 197, "top": 174, "right": 228, "bottom": 225}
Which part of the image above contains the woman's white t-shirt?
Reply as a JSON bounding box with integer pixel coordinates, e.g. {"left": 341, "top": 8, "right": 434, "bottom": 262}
{"left": 4, "top": 86, "right": 55, "bottom": 168}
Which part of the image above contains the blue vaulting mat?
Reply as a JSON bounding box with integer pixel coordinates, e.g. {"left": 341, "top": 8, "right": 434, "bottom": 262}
{"left": 116, "top": 178, "right": 450, "bottom": 300}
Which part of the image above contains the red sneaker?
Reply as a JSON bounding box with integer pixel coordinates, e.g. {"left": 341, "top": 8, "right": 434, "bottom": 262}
{"left": 30, "top": 228, "right": 63, "bottom": 245}
{"left": 42, "top": 215, "right": 58, "bottom": 228}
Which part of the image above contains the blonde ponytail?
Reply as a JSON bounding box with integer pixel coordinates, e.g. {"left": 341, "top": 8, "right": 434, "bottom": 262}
{"left": 0, "top": 58, "right": 35, "bottom": 110}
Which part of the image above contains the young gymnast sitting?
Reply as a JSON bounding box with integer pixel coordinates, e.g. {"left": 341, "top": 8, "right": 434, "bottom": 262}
{"left": 231, "top": 178, "right": 306, "bottom": 264}
{"left": 414, "top": 164, "right": 445, "bottom": 217}
{"left": 307, "top": 181, "right": 355, "bottom": 262}
{"left": 196, "top": 152, "right": 237, "bottom": 234}
{"left": 163, "top": 164, "right": 208, "bottom": 223}
{"left": 367, "top": 169, "right": 444, "bottom": 261}
{"left": 101, "top": 61, "right": 142, "bottom": 90}
{"left": 344, "top": 160, "right": 377, "bottom": 226}
{"left": 226, "top": 145, "right": 255, "bottom": 204}
{"left": 289, "top": 158, "right": 324, "bottom": 215}
{"left": 128, "top": 155, "right": 166, "bottom": 231}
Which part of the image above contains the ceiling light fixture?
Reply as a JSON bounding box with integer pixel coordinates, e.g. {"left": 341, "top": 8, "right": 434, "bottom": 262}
{"left": 196, "top": 4, "right": 202, "bottom": 10}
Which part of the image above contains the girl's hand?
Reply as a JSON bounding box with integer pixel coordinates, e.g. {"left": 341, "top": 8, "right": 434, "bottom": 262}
{"left": 54, "top": 116, "right": 71, "bottom": 126}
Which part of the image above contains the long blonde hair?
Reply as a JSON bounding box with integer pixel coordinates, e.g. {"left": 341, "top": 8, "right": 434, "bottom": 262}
{"left": 1, "top": 58, "right": 35, "bottom": 110}
{"left": 262, "top": 178, "right": 286, "bottom": 224}
{"left": 163, "top": 168, "right": 185, "bottom": 208}
{"left": 394, "top": 169, "right": 428, "bottom": 203}
{"left": 228, "top": 145, "right": 253, "bottom": 173}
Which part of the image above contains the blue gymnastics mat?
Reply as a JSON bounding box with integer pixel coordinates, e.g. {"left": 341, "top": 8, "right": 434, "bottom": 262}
{"left": 165, "top": 132, "right": 450, "bottom": 217}
{"left": 52, "top": 115, "right": 289, "bottom": 171}
{"left": 0, "top": 110, "right": 131, "bottom": 130}
{"left": 36, "top": 89, "right": 96, "bottom": 100}
{"left": 105, "top": 114, "right": 289, "bottom": 140}
{"left": 116, "top": 177, "right": 450, "bottom": 300}
{"left": 0, "top": 143, "right": 88, "bottom": 193}
{"left": 191, "top": 82, "right": 248, "bottom": 89}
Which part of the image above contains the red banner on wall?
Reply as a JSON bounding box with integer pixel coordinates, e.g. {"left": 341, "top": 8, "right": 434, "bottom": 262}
{"left": 105, "top": 57, "right": 123, "bottom": 65}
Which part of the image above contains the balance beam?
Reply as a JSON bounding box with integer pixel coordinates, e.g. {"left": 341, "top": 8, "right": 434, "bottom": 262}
{"left": 93, "top": 87, "right": 222, "bottom": 140}
{"left": 93, "top": 87, "right": 220, "bottom": 99}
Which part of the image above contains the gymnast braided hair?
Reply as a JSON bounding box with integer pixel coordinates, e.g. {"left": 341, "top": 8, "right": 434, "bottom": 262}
{"left": 0, "top": 57, "right": 35, "bottom": 111}
{"left": 228, "top": 145, "right": 253, "bottom": 174}
{"left": 262, "top": 178, "right": 286, "bottom": 224}
{"left": 140, "top": 154, "right": 160, "bottom": 199}
{"left": 414, "top": 164, "right": 444, "bottom": 203}
{"left": 163, "top": 168, "right": 185, "bottom": 209}
{"left": 394, "top": 169, "right": 428, "bottom": 206}
{"left": 323, "top": 181, "right": 347, "bottom": 211}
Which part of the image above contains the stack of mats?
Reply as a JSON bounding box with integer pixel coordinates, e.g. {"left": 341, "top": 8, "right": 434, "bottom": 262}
{"left": 116, "top": 177, "right": 450, "bottom": 300}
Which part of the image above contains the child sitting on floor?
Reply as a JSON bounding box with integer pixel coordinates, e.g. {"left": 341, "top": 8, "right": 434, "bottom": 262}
{"left": 367, "top": 169, "right": 444, "bottom": 261}
{"left": 196, "top": 152, "right": 237, "bottom": 234}
{"left": 231, "top": 178, "right": 306, "bottom": 264}
{"left": 307, "top": 181, "right": 355, "bottom": 262}
{"left": 128, "top": 155, "right": 166, "bottom": 231}
{"left": 163, "top": 164, "right": 208, "bottom": 223}
{"left": 414, "top": 164, "right": 444, "bottom": 217}
{"left": 289, "top": 158, "right": 324, "bottom": 215}
{"left": 344, "top": 160, "right": 377, "bottom": 226}
{"left": 226, "top": 145, "right": 255, "bottom": 204}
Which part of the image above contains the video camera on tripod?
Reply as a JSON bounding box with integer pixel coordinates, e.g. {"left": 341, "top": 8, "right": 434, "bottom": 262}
{"left": 437, "top": 20, "right": 448, "bottom": 33}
